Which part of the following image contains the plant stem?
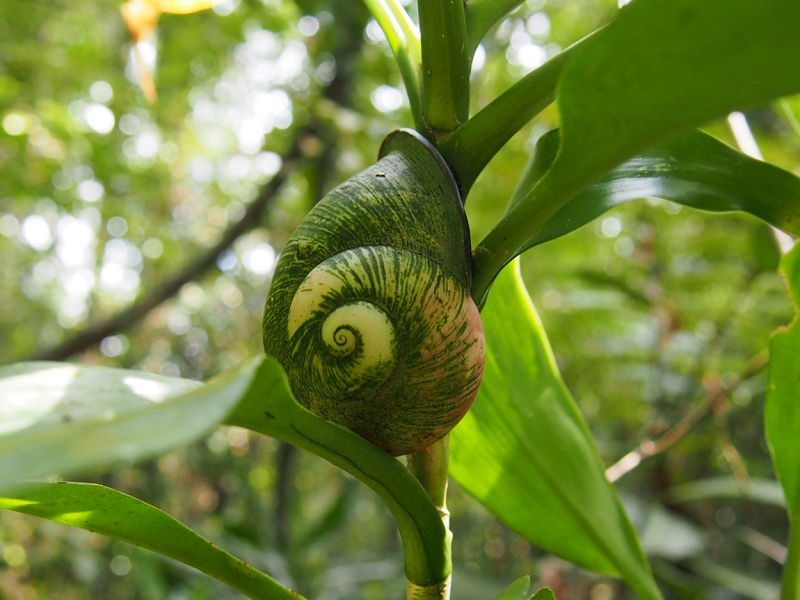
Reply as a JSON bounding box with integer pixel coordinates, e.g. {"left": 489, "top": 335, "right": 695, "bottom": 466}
{"left": 407, "top": 435, "right": 453, "bottom": 600}
{"left": 464, "top": 0, "right": 525, "bottom": 56}
{"left": 227, "top": 360, "right": 451, "bottom": 590}
{"left": 438, "top": 53, "right": 561, "bottom": 192}
{"left": 384, "top": 0, "right": 422, "bottom": 65}
{"left": 362, "top": 0, "right": 424, "bottom": 131}
{"left": 408, "top": 436, "right": 450, "bottom": 525}
{"left": 439, "top": 33, "right": 593, "bottom": 194}
{"left": 418, "top": 0, "right": 470, "bottom": 137}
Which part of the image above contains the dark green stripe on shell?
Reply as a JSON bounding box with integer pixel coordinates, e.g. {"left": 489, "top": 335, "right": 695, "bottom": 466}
{"left": 263, "top": 130, "right": 485, "bottom": 456}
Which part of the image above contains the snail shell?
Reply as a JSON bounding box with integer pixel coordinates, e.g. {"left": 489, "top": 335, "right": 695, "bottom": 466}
{"left": 263, "top": 129, "right": 485, "bottom": 456}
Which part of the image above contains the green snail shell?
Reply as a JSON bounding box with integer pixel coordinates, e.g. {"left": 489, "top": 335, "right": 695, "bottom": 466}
{"left": 262, "top": 129, "right": 485, "bottom": 456}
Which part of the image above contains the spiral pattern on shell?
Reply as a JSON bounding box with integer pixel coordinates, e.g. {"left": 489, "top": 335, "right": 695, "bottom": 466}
{"left": 263, "top": 129, "right": 485, "bottom": 456}
{"left": 284, "top": 245, "right": 484, "bottom": 455}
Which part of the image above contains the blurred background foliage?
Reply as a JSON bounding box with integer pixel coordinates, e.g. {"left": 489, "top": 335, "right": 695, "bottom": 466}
{"left": 1, "top": 0, "right": 800, "bottom": 598}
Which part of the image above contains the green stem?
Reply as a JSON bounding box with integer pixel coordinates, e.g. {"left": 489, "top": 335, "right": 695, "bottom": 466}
{"left": 438, "top": 33, "right": 593, "bottom": 194}
{"left": 362, "top": 0, "right": 425, "bottom": 130}
{"left": 419, "top": 0, "right": 470, "bottom": 136}
{"left": 384, "top": 0, "right": 422, "bottom": 65}
{"left": 464, "top": 0, "right": 525, "bottom": 56}
{"left": 226, "top": 358, "right": 450, "bottom": 588}
{"left": 470, "top": 175, "right": 556, "bottom": 307}
{"left": 406, "top": 435, "right": 453, "bottom": 600}
{"left": 782, "top": 514, "right": 800, "bottom": 600}
{"left": 408, "top": 436, "right": 451, "bottom": 524}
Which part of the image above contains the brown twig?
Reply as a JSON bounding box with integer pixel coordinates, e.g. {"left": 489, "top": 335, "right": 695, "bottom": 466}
{"left": 25, "top": 132, "right": 307, "bottom": 362}
{"left": 605, "top": 350, "right": 769, "bottom": 483}
{"left": 712, "top": 399, "right": 750, "bottom": 485}
{"left": 738, "top": 526, "right": 788, "bottom": 565}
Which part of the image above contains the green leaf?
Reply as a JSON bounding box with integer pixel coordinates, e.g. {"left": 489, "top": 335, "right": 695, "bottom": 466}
{"left": 473, "top": 0, "right": 800, "bottom": 303}
{"left": 766, "top": 244, "right": 800, "bottom": 600}
{"left": 0, "top": 356, "right": 449, "bottom": 588}
{"left": 451, "top": 261, "right": 661, "bottom": 600}
{"left": 530, "top": 588, "right": 557, "bottom": 600}
{"left": 505, "top": 129, "right": 800, "bottom": 250}
{"left": 556, "top": 0, "right": 800, "bottom": 192}
{"left": 0, "top": 360, "right": 258, "bottom": 494}
{"left": 225, "top": 358, "right": 450, "bottom": 588}
{"left": 0, "top": 482, "right": 301, "bottom": 600}
{"left": 492, "top": 575, "right": 531, "bottom": 600}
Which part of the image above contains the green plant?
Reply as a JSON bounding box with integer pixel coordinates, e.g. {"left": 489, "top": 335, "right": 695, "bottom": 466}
{"left": 2, "top": 1, "right": 800, "bottom": 599}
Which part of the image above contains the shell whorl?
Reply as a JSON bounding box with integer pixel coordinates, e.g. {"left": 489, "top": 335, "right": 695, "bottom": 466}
{"left": 282, "top": 245, "right": 484, "bottom": 454}
{"left": 287, "top": 248, "right": 400, "bottom": 401}
{"left": 263, "top": 129, "right": 485, "bottom": 456}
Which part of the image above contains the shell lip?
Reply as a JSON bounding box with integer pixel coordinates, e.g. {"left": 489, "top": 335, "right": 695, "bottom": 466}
{"left": 379, "top": 128, "right": 464, "bottom": 205}
{"left": 379, "top": 128, "right": 473, "bottom": 288}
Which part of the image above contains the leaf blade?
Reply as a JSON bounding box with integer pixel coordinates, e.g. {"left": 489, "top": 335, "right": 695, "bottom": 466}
{"left": 555, "top": 0, "right": 800, "bottom": 188}
{"left": 766, "top": 244, "right": 800, "bottom": 599}
{"left": 508, "top": 129, "right": 800, "bottom": 251}
{"left": 530, "top": 589, "right": 557, "bottom": 600}
{"left": 451, "top": 261, "right": 661, "bottom": 599}
{"left": 0, "top": 360, "right": 257, "bottom": 494}
{"left": 0, "top": 482, "right": 302, "bottom": 600}
{"left": 473, "top": 0, "right": 800, "bottom": 303}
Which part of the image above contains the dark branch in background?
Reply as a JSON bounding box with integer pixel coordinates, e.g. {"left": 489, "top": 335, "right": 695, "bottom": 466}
{"left": 26, "top": 133, "right": 306, "bottom": 362}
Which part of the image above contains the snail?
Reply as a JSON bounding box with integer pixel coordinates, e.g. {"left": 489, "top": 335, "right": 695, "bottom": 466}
{"left": 262, "top": 129, "right": 485, "bottom": 456}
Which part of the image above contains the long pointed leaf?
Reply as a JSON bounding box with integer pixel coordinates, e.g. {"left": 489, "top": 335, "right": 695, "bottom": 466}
{"left": 474, "top": 0, "right": 800, "bottom": 303}
{"left": 0, "top": 482, "right": 302, "bottom": 600}
{"left": 0, "top": 360, "right": 257, "bottom": 494}
{"left": 507, "top": 128, "right": 800, "bottom": 250}
{"left": 451, "top": 261, "right": 661, "bottom": 600}
{"left": 766, "top": 244, "right": 800, "bottom": 600}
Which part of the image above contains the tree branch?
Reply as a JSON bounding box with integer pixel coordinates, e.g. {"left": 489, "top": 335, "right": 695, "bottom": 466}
{"left": 25, "top": 132, "right": 306, "bottom": 362}
{"left": 605, "top": 350, "right": 769, "bottom": 483}
{"left": 25, "top": 1, "right": 369, "bottom": 363}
